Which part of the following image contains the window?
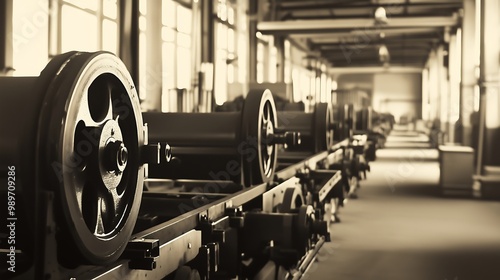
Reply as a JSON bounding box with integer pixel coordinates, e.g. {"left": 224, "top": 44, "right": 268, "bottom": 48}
{"left": 138, "top": 0, "right": 147, "bottom": 100}
{"left": 214, "top": 0, "right": 237, "bottom": 105}
{"left": 58, "top": 0, "right": 118, "bottom": 54}
{"left": 12, "top": 0, "right": 50, "bottom": 76}
{"left": 160, "top": 0, "right": 193, "bottom": 111}
{"left": 284, "top": 40, "right": 292, "bottom": 84}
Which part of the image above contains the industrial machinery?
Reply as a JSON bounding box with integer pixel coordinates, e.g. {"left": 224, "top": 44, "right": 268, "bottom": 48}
{"left": 0, "top": 52, "right": 362, "bottom": 280}
{"left": 0, "top": 51, "right": 167, "bottom": 277}
{"left": 143, "top": 90, "right": 299, "bottom": 187}
{"left": 277, "top": 103, "right": 334, "bottom": 154}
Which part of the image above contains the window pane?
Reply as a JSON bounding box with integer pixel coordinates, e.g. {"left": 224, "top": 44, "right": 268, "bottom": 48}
{"left": 215, "top": 50, "right": 228, "bottom": 105}
{"left": 103, "top": 0, "right": 117, "bottom": 19}
{"left": 238, "top": 33, "right": 246, "bottom": 83}
{"left": 102, "top": 19, "right": 117, "bottom": 53}
{"left": 177, "top": 32, "right": 191, "bottom": 48}
{"left": 227, "top": 28, "right": 234, "bottom": 53}
{"left": 284, "top": 61, "right": 291, "bottom": 83}
{"left": 162, "top": 27, "right": 176, "bottom": 42}
{"left": 162, "top": 0, "right": 176, "bottom": 27}
{"left": 12, "top": 0, "right": 49, "bottom": 76}
{"left": 217, "top": 23, "right": 227, "bottom": 50}
{"left": 269, "top": 46, "right": 277, "bottom": 83}
{"left": 162, "top": 42, "right": 176, "bottom": 90}
{"left": 162, "top": 42, "right": 177, "bottom": 112}
{"left": 284, "top": 40, "right": 291, "bottom": 59}
{"left": 64, "top": 0, "right": 98, "bottom": 11}
{"left": 177, "top": 5, "right": 191, "bottom": 34}
{"left": 139, "top": 16, "right": 147, "bottom": 31}
{"left": 227, "top": 64, "right": 234, "bottom": 84}
{"left": 257, "top": 42, "right": 264, "bottom": 61}
{"left": 228, "top": 7, "right": 235, "bottom": 25}
{"left": 257, "top": 62, "right": 264, "bottom": 83}
{"left": 139, "top": 0, "right": 147, "bottom": 15}
{"left": 61, "top": 5, "right": 98, "bottom": 52}
{"left": 177, "top": 47, "right": 191, "bottom": 89}
{"left": 139, "top": 32, "right": 147, "bottom": 99}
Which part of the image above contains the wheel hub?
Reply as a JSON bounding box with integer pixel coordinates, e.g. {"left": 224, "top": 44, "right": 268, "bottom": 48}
{"left": 99, "top": 119, "right": 127, "bottom": 190}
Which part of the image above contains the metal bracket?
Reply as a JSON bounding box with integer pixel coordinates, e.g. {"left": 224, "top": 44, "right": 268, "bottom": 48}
{"left": 124, "top": 238, "right": 160, "bottom": 270}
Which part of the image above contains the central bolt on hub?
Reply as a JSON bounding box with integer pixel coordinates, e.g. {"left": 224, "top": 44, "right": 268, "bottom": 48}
{"left": 105, "top": 140, "right": 128, "bottom": 173}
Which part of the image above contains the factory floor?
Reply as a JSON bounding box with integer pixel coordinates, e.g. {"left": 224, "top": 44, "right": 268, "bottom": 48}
{"left": 304, "top": 130, "right": 500, "bottom": 280}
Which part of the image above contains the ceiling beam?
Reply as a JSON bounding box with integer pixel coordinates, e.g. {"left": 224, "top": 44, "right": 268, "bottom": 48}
{"left": 289, "top": 27, "right": 442, "bottom": 42}
{"left": 328, "top": 66, "right": 423, "bottom": 74}
{"left": 318, "top": 43, "right": 432, "bottom": 51}
{"left": 281, "top": 12, "right": 458, "bottom": 20}
{"left": 276, "top": 1, "right": 462, "bottom": 11}
{"left": 257, "top": 16, "right": 458, "bottom": 35}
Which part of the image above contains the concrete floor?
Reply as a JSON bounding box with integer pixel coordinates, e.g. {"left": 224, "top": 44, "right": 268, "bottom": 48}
{"left": 304, "top": 132, "right": 500, "bottom": 280}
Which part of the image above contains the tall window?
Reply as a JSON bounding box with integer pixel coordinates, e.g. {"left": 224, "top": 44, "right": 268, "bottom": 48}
{"left": 284, "top": 40, "right": 292, "bottom": 84}
{"left": 256, "top": 32, "right": 273, "bottom": 84}
{"left": 268, "top": 36, "right": 277, "bottom": 83}
{"left": 214, "top": 0, "right": 237, "bottom": 105}
{"left": 59, "top": 0, "right": 118, "bottom": 54}
{"left": 138, "top": 0, "right": 147, "bottom": 100}
{"left": 236, "top": 3, "right": 247, "bottom": 84}
{"left": 161, "top": 0, "right": 193, "bottom": 110}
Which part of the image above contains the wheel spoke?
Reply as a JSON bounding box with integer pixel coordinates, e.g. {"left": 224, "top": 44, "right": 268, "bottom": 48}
{"left": 94, "top": 196, "right": 106, "bottom": 235}
{"left": 81, "top": 182, "right": 98, "bottom": 233}
{"left": 104, "top": 84, "right": 114, "bottom": 121}
{"left": 109, "top": 187, "right": 122, "bottom": 222}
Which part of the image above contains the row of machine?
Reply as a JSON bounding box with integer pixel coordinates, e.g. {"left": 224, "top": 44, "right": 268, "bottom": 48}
{"left": 0, "top": 51, "right": 390, "bottom": 279}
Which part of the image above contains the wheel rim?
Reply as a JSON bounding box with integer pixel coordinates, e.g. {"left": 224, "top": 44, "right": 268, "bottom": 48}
{"left": 261, "top": 100, "right": 276, "bottom": 178}
{"left": 40, "top": 52, "right": 144, "bottom": 263}
{"left": 241, "top": 89, "right": 278, "bottom": 186}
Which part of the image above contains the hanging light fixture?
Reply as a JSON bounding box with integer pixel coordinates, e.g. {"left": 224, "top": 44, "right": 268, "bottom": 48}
{"left": 374, "top": 6, "right": 388, "bottom": 24}
{"left": 378, "top": 44, "right": 390, "bottom": 64}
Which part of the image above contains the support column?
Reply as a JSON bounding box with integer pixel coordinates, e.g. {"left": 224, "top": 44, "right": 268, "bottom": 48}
{"left": 428, "top": 48, "right": 439, "bottom": 122}
{"left": 119, "top": 0, "right": 139, "bottom": 85}
{"left": 146, "top": 0, "right": 162, "bottom": 111}
{"left": 477, "top": 0, "right": 500, "bottom": 168}
{"left": 275, "top": 36, "right": 285, "bottom": 82}
{"left": 472, "top": 0, "right": 500, "bottom": 198}
{"left": 457, "top": 0, "right": 477, "bottom": 146}
{"left": 0, "top": 0, "right": 13, "bottom": 75}
{"left": 437, "top": 44, "right": 449, "bottom": 143}
{"left": 422, "top": 67, "right": 430, "bottom": 121}
{"left": 248, "top": 0, "right": 258, "bottom": 83}
{"left": 448, "top": 29, "right": 461, "bottom": 143}
{"left": 200, "top": 0, "right": 214, "bottom": 112}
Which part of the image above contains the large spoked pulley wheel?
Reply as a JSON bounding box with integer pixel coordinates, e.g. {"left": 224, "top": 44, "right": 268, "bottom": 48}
{"left": 38, "top": 51, "right": 144, "bottom": 264}
{"left": 241, "top": 89, "right": 279, "bottom": 186}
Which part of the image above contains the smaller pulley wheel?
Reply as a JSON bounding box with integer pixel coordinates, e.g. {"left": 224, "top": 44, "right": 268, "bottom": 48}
{"left": 241, "top": 89, "right": 278, "bottom": 186}
{"left": 40, "top": 52, "right": 144, "bottom": 264}
{"left": 314, "top": 103, "right": 334, "bottom": 152}
{"left": 295, "top": 205, "right": 314, "bottom": 255}
{"left": 280, "top": 187, "right": 304, "bottom": 213}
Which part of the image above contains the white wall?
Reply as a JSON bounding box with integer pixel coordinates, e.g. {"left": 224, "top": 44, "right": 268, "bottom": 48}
{"left": 373, "top": 73, "right": 422, "bottom": 122}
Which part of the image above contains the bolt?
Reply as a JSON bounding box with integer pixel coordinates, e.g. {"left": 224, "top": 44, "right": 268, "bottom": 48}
{"left": 104, "top": 140, "right": 128, "bottom": 173}
{"left": 164, "top": 143, "right": 172, "bottom": 162}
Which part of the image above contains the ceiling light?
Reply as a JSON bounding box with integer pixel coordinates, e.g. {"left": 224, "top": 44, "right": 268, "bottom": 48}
{"left": 379, "top": 44, "right": 390, "bottom": 63}
{"left": 374, "top": 7, "right": 388, "bottom": 24}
